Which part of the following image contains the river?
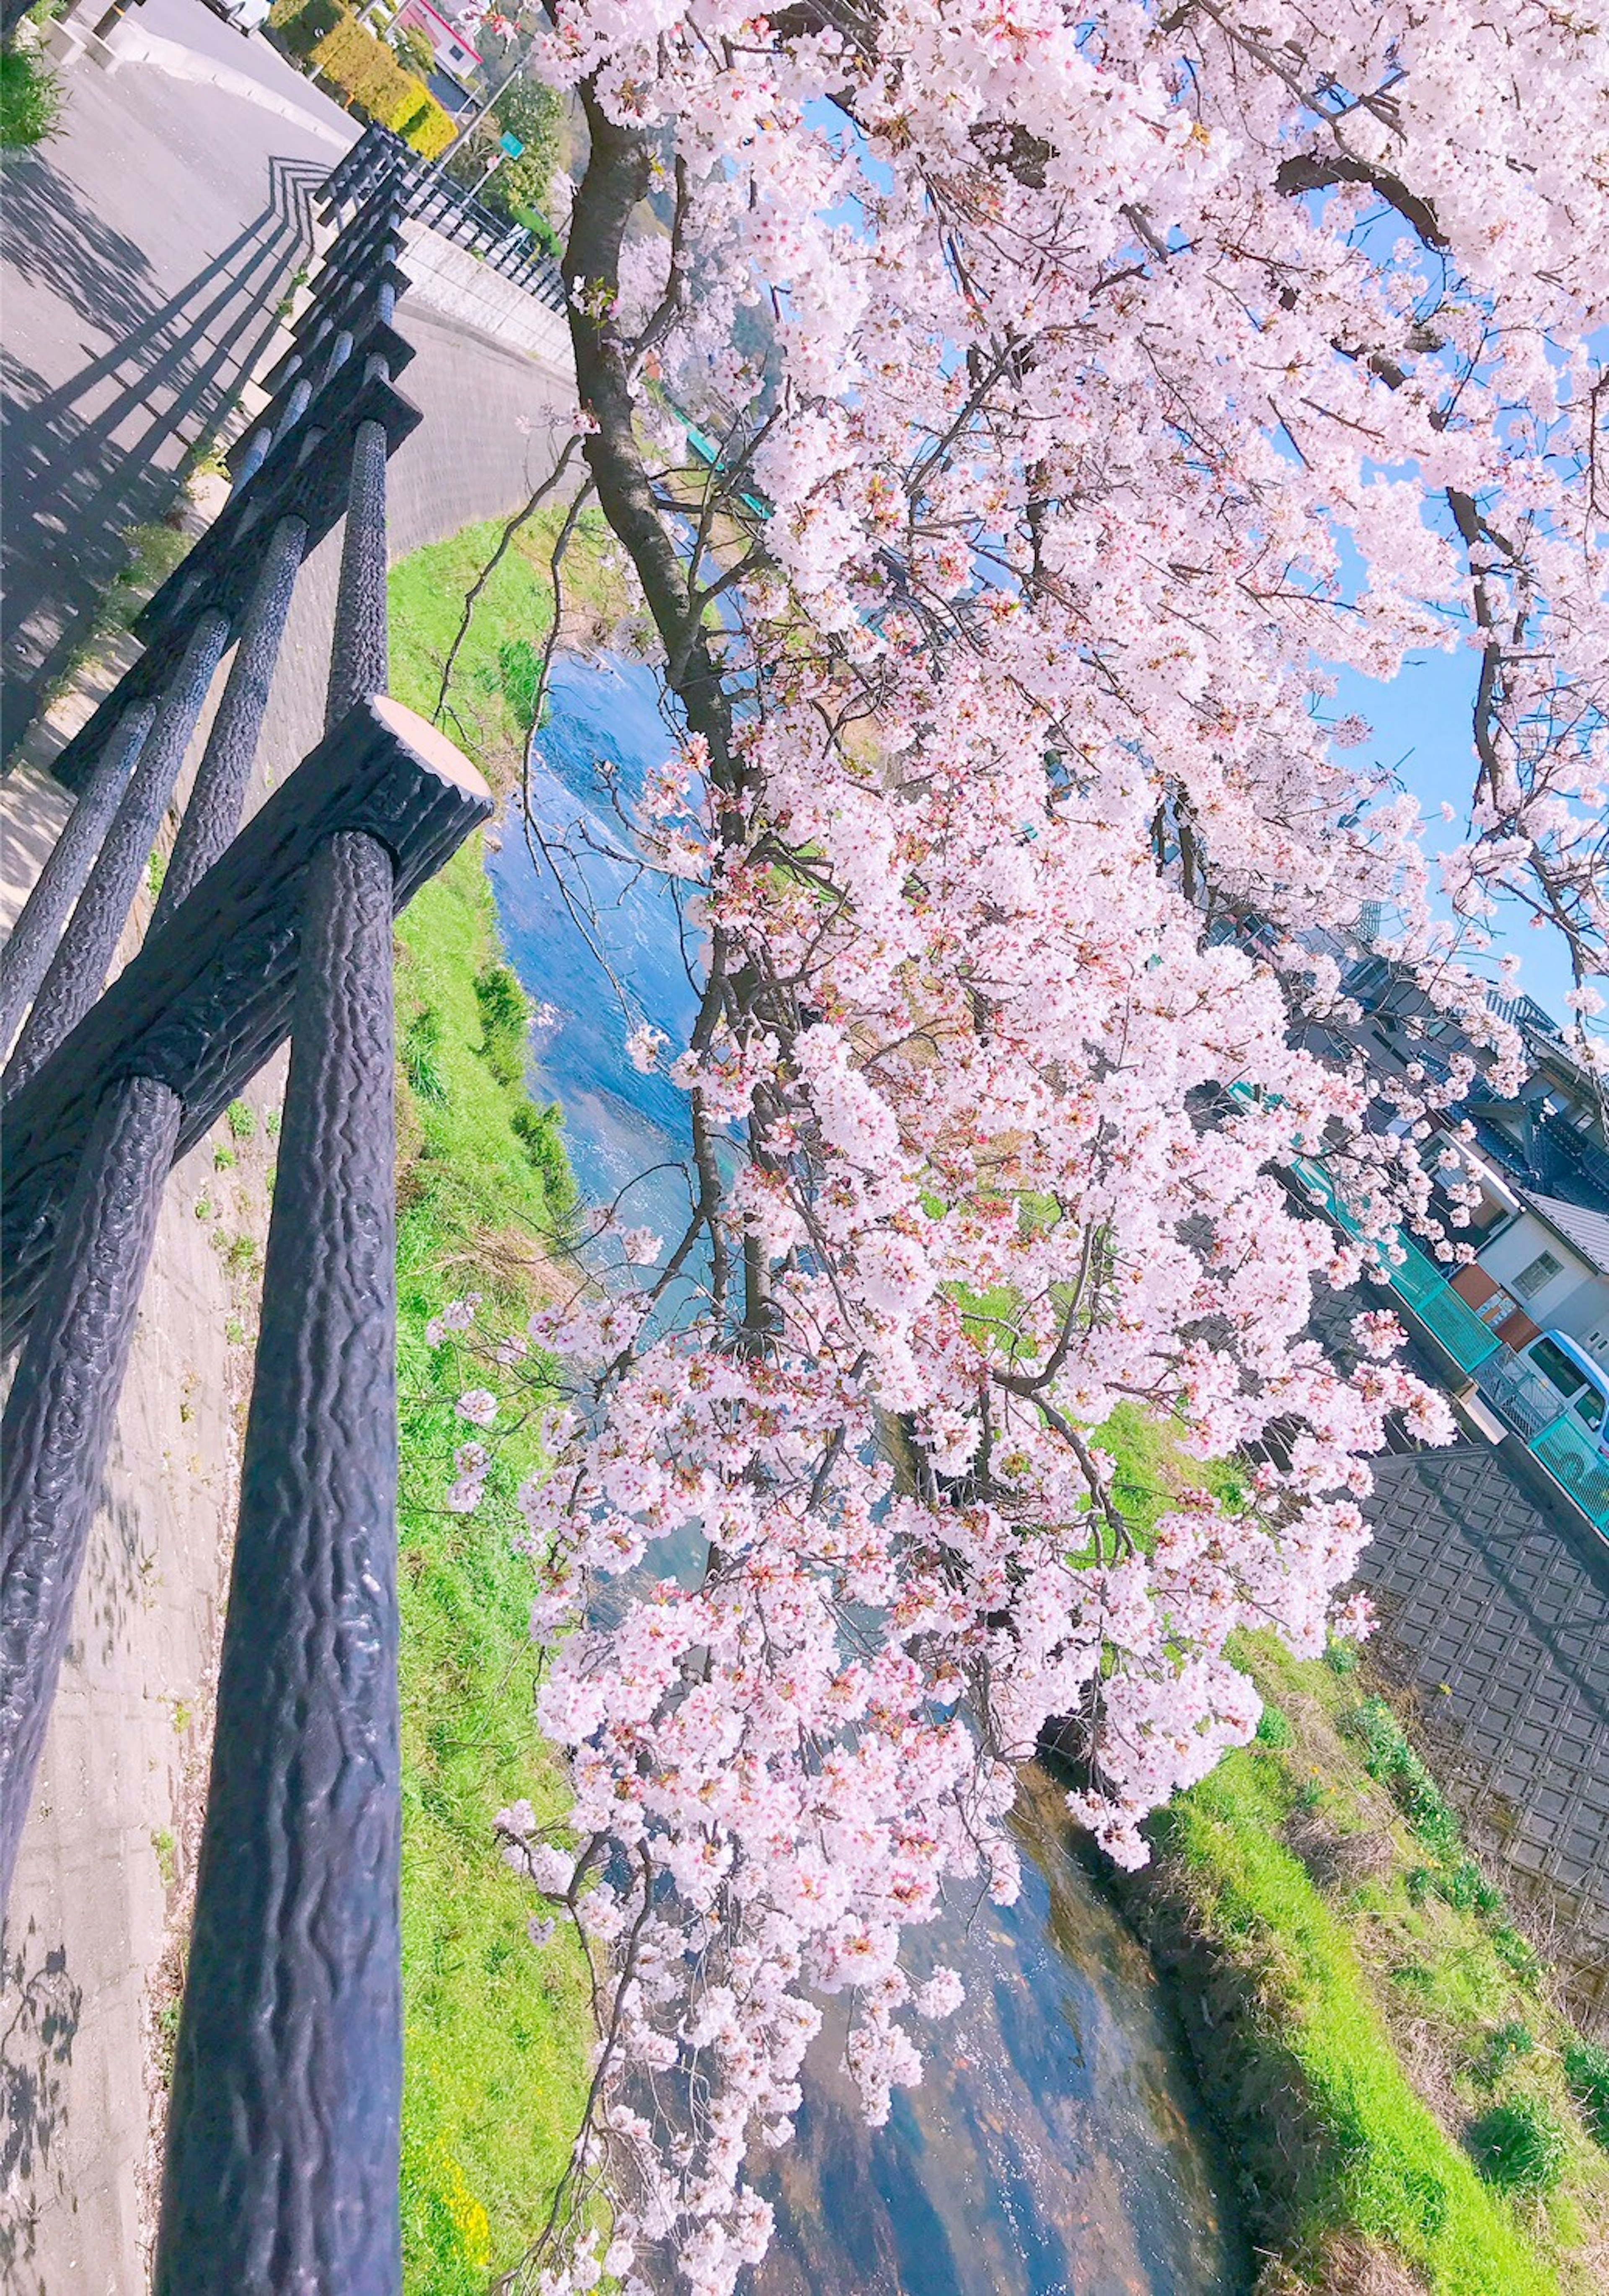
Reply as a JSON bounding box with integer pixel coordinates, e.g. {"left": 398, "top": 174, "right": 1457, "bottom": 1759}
{"left": 486, "top": 653, "right": 1248, "bottom": 2296}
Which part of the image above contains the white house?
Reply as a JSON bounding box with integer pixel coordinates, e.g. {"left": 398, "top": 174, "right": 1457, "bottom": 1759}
{"left": 1451, "top": 1189, "right": 1609, "bottom": 1362}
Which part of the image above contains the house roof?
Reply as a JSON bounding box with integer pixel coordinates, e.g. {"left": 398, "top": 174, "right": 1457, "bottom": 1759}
{"left": 1520, "top": 1189, "right": 1609, "bottom": 1278}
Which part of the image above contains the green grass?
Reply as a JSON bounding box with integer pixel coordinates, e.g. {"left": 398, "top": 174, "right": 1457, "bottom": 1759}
{"left": 1093, "top": 1410, "right": 1609, "bottom": 2293}
{"left": 392, "top": 833, "right": 593, "bottom": 2295}
{"left": 388, "top": 515, "right": 608, "bottom": 2290}
{"left": 388, "top": 501, "right": 639, "bottom": 789}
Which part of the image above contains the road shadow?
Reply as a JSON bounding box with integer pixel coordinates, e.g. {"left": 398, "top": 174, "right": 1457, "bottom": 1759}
{"left": 0, "top": 1919, "right": 83, "bottom": 2296}
{"left": 0, "top": 147, "right": 327, "bottom": 754}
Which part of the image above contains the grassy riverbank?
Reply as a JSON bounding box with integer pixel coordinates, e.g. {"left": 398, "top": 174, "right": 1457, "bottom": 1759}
{"left": 1097, "top": 1418, "right": 1609, "bottom": 2296}
{"left": 388, "top": 512, "right": 623, "bottom": 2291}
{"left": 392, "top": 840, "right": 593, "bottom": 2293}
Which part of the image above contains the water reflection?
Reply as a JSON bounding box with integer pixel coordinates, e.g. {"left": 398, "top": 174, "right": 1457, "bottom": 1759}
{"left": 490, "top": 653, "right": 1247, "bottom": 2295}
{"left": 752, "top": 1764, "right": 1244, "bottom": 2296}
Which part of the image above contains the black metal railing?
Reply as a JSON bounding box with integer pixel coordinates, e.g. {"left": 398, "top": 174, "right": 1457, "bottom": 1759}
{"left": 323, "top": 121, "right": 569, "bottom": 313}
{"left": 0, "top": 154, "right": 502, "bottom": 2291}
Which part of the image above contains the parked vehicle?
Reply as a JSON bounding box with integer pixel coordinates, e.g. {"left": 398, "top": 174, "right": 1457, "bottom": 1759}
{"left": 1519, "top": 1329, "right": 1609, "bottom": 1451}
{"left": 200, "top": 0, "right": 272, "bottom": 31}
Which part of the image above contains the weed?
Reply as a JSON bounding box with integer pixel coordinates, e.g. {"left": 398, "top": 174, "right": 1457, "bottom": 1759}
{"left": 1255, "top": 1703, "right": 1293, "bottom": 1749}
{"left": 404, "top": 1006, "right": 450, "bottom": 1103}
{"left": 151, "top": 1828, "right": 178, "bottom": 1891}
{"left": 1469, "top": 2098, "right": 1567, "bottom": 2196}
{"left": 385, "top": 820, "right": 593, "bottom": 2281}
{"left": 1324, "top": 1638, "right": 1361, "bottom": 1677}
{"left": 214, "top": 1143, "right": 236, "bottom": 1171}
{"left": 147, "top": 848, "right": 168, "bottom": 900}
{"left": 226, "top": 1099, "right": 256, "bottom": 1141}
{"left": 194, "top": 1196, "right": 214, "bottom": 1221}
{"left": 473, "top": 961, "right": 530, "bottom": 1088}
{"left": 226, "top": 1235, "right": 260, "bottom": 1279}
{"left": 1477, "top": 2022, "right": 1536, "bottom": 2085}
{"left": 497, "top": 636, "right": 545, "bottom": 732}
{"left": 170, "top": 1700, "right": 194, "bottom": 1734}
{"left": 0, "top": 45, "right": 61, "bottom": 150}
{"left": 266, "top": 1108, "right": 281, "bottom": 1139}
{"left": 1563, "top": 2038, "right": 1609, "bottom": 2147}
{"left": 225, "top": 1316, "right": 247, "bottom": 1346}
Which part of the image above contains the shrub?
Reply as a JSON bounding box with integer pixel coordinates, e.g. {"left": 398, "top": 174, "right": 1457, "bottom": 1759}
{"left": 401, "top": 91, "right": 455, "bottom": 160}
{"left": 1255, "top": 1703, "right": 1293, "bottom": 1749}
{"left": 403, "top": 1006, "right": 449, "bottom": 1104}
{"left": 0, "top": 44, "right": 62, "bottom": 151}
{"left": 1563, "top": 2037, "right": 1609, "bottom": 2146}
{"left": 473, "top": 962, "right": 529, "bottom": 1087}
{"left": 309, "top": 13, "right": 434, "bottom": 140}
{"left": 1469, "top": 2098, "right": 1567, "bottom": 2195}
{"left": 267, "top": 0, "right": 341, "bottom": 58}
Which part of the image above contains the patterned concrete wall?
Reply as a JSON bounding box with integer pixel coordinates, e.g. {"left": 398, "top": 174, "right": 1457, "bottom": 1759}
{"left": 1361, "top": 1446, "right": 1609, "bottom": 2030}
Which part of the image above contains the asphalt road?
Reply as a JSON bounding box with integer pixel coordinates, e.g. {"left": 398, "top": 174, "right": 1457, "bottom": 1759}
{"left": 0, "top": 29, "right": 350, "bottom": 741}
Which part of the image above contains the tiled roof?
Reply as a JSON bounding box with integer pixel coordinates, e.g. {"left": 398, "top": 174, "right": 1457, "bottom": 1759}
{"left": 1521, "top": 1190, "right": 1609, "bottom": 1278}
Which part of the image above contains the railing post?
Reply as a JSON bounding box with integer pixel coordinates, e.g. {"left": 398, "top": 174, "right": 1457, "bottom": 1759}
{"left": 153, "top": 826, "right": 402, "bottom": 2293}
{"left": 0, "top": 702, "right": 155, "bottom": 1060}
{"left": 4, "top": 611, "right": 229, "bottom": 1094}
{"left": 0, "top": 1073, "right": 185, "bottom": 1906}
{"left": 154, "top": 518, "right": 309, "bottom": 921}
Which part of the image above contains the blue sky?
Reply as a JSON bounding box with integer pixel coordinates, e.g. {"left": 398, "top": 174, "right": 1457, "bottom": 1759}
{"left": 1332, "top": 645, "right": 1581, "bottom": 1024}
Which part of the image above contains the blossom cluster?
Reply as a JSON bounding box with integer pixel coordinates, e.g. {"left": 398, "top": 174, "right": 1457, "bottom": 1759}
{"left": 476, "top": 4, "right": 1606, "bottom": 2287}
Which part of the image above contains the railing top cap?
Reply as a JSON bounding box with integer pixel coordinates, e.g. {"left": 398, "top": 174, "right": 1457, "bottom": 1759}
{"left": 371, "top": 697, "right": 490, "bottom": 803}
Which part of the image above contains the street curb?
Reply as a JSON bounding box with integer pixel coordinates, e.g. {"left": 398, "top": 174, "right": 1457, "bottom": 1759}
{"left": 99, "top": 21, "right": 357, "bottom": 153}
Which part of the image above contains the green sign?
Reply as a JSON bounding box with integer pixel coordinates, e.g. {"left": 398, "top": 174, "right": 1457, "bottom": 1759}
{"left": 499, "top": 131, "right": 525, "bottom": 159}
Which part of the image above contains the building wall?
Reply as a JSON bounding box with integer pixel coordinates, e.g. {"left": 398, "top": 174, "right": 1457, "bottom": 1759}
{"left": 1477, "top": 1214, "right": 1608, "bottom": 1347}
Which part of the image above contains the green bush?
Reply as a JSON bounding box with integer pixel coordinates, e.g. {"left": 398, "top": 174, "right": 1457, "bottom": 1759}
{"left": 268, "top": 0, "right": 341, "bottom": 58}
{"left": 473, "top": 961, "right": 529, "bottom": 1088}
{"left": 401, "top": 91, "right": 454, "bottom": 160}
{"left": 308, "top": 11, "right": 442, "bottom": 149}
{"left": 1255, "top": 1703, "right": 1293, "bottom": 1749}
{"left": 403, "top": 1007, "right": 449, "bottom": 1104}
{"left": 1563, "top": 2037, "right": 1609, "bottom": 2146}
{"left": 1469, "top": 2097, "right": 1567, "bottom": 2196}
{"left": 0, "top": 44, "right": 61, "bottom": 151}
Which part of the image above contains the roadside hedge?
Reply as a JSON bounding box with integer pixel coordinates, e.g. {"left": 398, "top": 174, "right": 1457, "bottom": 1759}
{"left": 271, "top": 5, "right": 455, "bottom": 158}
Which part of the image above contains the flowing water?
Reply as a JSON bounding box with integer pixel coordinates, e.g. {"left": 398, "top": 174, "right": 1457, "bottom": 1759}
{"left": 487, "top": 653, "right": 1248, "bottom": 2296}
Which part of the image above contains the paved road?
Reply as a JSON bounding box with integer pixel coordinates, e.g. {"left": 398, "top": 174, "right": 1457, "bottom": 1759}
{"left": 0, "top": 5, "right": 351, "bottom": 747}
{"left": 131, "top": 0, "right": 357, "bottom": 122}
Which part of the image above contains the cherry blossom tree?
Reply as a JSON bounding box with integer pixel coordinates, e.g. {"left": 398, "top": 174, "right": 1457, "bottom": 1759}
{"left": 445, "top": 7, "right": 1609, "bottom": 2288}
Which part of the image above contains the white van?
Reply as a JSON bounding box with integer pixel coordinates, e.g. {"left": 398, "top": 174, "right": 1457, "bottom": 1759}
{"left": 1518, "top": 1329, "right": 1609, "bottom": 1454}
{"left": 203, "top": 0, "right": 273, "bottom": 31}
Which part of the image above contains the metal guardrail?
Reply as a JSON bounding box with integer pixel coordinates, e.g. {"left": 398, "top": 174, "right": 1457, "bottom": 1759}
{"left": 0, "top": 157, "right": 494, "bottom": 2288}
{"left": 325, "top": 121, "right": 569, "bottom": 314}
